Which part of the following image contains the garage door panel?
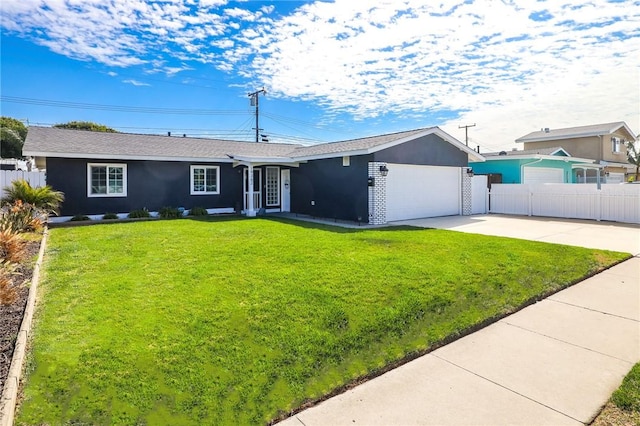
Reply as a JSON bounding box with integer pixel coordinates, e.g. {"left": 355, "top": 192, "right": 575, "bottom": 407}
{"left": 523, "top": 167, "right": 564, "bottom": 184}
{"left": 386, "top": 164, "right": 460, "bottom": 221}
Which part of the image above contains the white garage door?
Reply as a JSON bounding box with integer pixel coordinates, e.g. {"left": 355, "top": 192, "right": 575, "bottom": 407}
{"left": 523, "top": 167, "right": 564, "bottom": 184}
{"left": 386, "top": 164, "right": 461, "bottom": 222}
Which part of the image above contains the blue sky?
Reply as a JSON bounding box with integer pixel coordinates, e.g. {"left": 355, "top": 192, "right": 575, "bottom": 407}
{"left": 1, "top": 0, "right": 638, "bottom": 151}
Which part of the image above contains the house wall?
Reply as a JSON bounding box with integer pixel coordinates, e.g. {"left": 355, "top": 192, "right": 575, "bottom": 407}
{"left": 522, "top": 134, "right": 629, "bottom": 163}
{"left": 290, "top": 155, "right": 370, "bottom": 222}
{"left": 373, "top": 133, "right": 468, "bottom": 166}
{"left": 470, "top": 159, "right": 574, "bottom": 183}
{"left": 47, "top": 158, "right": 242, "bottom": 216}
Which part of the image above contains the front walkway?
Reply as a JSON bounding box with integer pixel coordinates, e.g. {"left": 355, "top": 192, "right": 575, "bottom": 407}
{"left": 279, "top": 256, "right": 640, "bottom": 425}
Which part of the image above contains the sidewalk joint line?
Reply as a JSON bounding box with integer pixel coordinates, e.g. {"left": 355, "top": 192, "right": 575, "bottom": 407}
{"left": 431, "top": 353, "right": 583, "bottom": 424}
{"left": 500, "top": 321, "right": 635, "bottom": 365}
{"left": 294, "top": 416, "right": 307, "bottom": 426}
{"left": 546, "top": 299, "right": 638, "bottom": 322}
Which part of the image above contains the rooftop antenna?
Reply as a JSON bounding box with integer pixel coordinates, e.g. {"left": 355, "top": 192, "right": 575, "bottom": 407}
{"left": 248, "top": 87, "right": 266, "bottom": 143}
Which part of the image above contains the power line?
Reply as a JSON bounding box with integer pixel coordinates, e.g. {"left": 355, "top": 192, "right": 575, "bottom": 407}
{"left": 0, "top": 96, "right": 248, "bottom": 116}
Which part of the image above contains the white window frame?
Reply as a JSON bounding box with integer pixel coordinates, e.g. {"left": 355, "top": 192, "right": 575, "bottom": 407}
{"left": 190, "top": 165, "right": 220, "bottom": 195}
{"left": 265, "top": 166, "right": 280, "bottom": 206}
{"left": 87, "top": 163, "right": 127, "bottom": 198}
{"left": 611, "top": 137, "right": 623, "bottom": 154}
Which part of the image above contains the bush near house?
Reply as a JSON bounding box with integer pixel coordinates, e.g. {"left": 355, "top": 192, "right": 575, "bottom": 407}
{"left": 128, "top": 208, "right": 150, "bottom": 219}
{"left": 159, "top": 206, "right": 182, "bottom": 219}
{"left": 188, "top": 206, "right": 208, "bottom": 216}
{"left": 1, "top": 179, "right": 64, "bottom": 216}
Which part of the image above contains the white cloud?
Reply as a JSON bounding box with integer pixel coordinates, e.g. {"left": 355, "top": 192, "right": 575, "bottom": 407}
{"left": 229, "top": 0, "right": 640, "bottom": 147}
{"left": 123, "top": 79, "right": 151, "bottom": 86}
{"left": 1, "top": 0, "right": 638, "bottom": 146}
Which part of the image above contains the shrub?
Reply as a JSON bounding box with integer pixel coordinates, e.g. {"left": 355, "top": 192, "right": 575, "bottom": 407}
{"left": 1, "top": 179, "right": 64, "bottom": 216}
{"left": 0, "top": 261, "right": 18, "bottom": 305}
{"left": 0, "top": 226, "right": 27, "bottom": 263}
{"left": 128, "top": 208, "right": 150, "bottom": 219}
{"left": 102, "top": 213, "right": 118, "bottom": 220}
{"left": 159, "top": 206, "right": 181, "bottom": 219}
{"left": 189, "top": 206, "right": 208, "bottom": 216}
{"left": 0, "top": 200, "right": 43, "bottom": 233}
{"left": 70, "top": 215, "right": 90, "bottom": 222}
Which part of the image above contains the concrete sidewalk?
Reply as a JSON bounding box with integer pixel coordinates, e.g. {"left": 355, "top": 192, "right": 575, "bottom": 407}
{"left": 279, "top": 256, "right": 640, "bottom": 425}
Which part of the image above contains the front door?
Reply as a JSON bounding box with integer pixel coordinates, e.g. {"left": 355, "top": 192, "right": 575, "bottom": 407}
{"left": 243, "top": 168, "right": 262, "bottom": 212}
{"left": 281, "top": 169, "right": 291, "bottom": 212}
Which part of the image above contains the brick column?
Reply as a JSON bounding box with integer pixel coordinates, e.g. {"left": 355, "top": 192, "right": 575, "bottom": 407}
{"left": 368, "top": 162, "right": 387, "bottom": 225}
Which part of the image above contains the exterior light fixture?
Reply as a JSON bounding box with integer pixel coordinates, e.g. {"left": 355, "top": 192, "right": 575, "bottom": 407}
{"left": 379, "top": 165, "right": 389, "bottom": 176}
{"left": 467, "top": 167, "right": 474, "bottom": 176}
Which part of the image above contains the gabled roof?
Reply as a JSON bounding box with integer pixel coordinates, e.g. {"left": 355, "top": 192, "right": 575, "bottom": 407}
{"left": 22, "top": 126, "right": 300, "bottom": 162}
{"left": 515, "top": 122, "right": 637, "bottom": 143}
{"left": 291, "top": 127, "right": 483, "bottom": 161}
{"left": 23, "top": 125, "right": 484, "bottom": 163}
{"left": 483, "top": 147, "right": 570, "bottom": 157}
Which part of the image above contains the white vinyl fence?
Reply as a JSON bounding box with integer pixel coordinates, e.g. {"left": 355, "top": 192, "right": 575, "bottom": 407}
{"left": 471, "top": 175, "right": 488, "bottom": 214}
{"left": 490, "top": 183, "right": 640, "bottom": 224}
{"left": 0, "top": 170, "right": 47, "bottom": 199}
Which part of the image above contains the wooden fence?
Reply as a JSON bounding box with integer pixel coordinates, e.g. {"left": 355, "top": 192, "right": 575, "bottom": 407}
{"left": 489, "top": 183, "right": 640, "bottom": 224}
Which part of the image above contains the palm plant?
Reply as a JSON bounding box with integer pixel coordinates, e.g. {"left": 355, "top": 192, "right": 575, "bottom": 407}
{"left": 627, "top": 140, "right": 640, "bottom": 182}
{"left": 1, "top": 179, "right": 65, "bottom": 215}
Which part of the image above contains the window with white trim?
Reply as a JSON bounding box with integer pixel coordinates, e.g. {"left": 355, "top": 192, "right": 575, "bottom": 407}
{"left": 611, "top": 137, "right": 623, "bottom": 154}
{"left": 190, "top": 165, "right": 220, "bottom": 195}
{"left": 87, "top": 163, "right": 127, "bottom": 197}
{"left": 265, "top": 166, "right": 280, "bottom": 206}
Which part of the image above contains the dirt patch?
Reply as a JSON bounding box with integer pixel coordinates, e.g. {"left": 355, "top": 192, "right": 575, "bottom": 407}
{"left": 591, "top": 401, "right": 640, "bottom": 426}
{"left": 0, "top": 239, "right": 40, "bottom": 395}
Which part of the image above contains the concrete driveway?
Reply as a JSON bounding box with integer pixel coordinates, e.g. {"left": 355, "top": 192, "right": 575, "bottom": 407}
{"left": 392, "top": 214, "right": 640, "bottom": 255}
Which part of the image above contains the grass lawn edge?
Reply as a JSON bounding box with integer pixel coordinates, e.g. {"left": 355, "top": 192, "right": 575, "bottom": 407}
{"left": 272, "top": 250, "right": 635, "bottom": 424}
{"left": 0, "top": 227, "right": 49, "bottom": 426}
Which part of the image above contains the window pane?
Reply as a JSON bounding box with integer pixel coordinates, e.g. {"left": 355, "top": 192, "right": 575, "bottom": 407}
{"left": 108, "top": 166, "right": 124, "bottom": 194}
{"left": 205, "top": 168, "right": 217, "bottom": 192}
{"left": 266, "top": 167, "right": 279, "bottom": 206}
{"left": 91, "top": 166, "right": 107, "bottom": 194}
{"left": 193, "top": 168, "right": 205, "bottom": 192}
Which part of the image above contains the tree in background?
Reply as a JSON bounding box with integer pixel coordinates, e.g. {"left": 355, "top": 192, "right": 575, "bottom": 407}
{"left": 627, "top": 140, "right": 640, "bottom": 182}
{"left": 53, "top": 121, "right": 117, "bottom": 133}
{"left": 0, "top": 117, "right": 28, "bottom": 159}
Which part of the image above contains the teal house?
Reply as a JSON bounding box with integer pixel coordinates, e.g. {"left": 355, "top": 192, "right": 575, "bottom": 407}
{"left": 470, "top": 147, "right": 599, "bottom": 184}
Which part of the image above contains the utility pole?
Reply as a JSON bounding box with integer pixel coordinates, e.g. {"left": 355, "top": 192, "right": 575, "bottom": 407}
{"left": 458, "top": 123, "right": 476, "bottom": 146}
{"left": 248, "top": 87, "right": 266, "bottom": 143}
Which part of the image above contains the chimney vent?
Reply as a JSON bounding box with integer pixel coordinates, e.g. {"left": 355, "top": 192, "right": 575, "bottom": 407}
{"left": 544, "top": 128, "right": 550, "bottom": 133}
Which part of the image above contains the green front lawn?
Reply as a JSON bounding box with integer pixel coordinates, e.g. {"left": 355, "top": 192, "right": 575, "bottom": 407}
{"left": 18, "top": 217, "right": 628, "bottom": 425}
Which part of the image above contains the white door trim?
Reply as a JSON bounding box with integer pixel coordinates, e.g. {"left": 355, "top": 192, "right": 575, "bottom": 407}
{"left": 281, "top": 169, "right": 291, "bottom": 213}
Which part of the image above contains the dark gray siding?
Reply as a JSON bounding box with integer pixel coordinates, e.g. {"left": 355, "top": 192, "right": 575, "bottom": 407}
{"left": 374, "top": 134, "right": 468, "bottom": 167}
{"left": 290, "top": 155, "right": 370, "bottom": 222}
{"left": 47, "top": 158, "right": 242, "bottom": 216}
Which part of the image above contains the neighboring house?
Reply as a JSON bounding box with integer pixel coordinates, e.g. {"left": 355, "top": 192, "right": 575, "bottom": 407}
{"left": 470, "top": 147, "right": 600, "bottom": 184}
{"left": 515, "top": 122, "right": 637, "bottom": 183}
{"left": 22, "top": 126, "right": 484, "bottom": 224}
